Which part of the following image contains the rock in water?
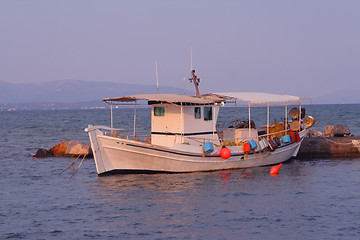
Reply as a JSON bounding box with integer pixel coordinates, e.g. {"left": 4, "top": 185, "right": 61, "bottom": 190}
{"left": 323, "top": 125, "right": 334, "bottom": 137}
{"left": 297, "top": 136, "right": 360, "bottom": 158}
{"left": 66, "top": 140, "right": 91, "bottom": 156}
{"left": 33, "top": 149, "right": 54, "bottom": 159}
{"left": 49, "top": 141, "right": 68, "bottom": 156}
{"left": 306, "top": 129, "right": 322, "bottom": 137}
{"left": 333, "top": 125, "right": 351, "bottom": 137}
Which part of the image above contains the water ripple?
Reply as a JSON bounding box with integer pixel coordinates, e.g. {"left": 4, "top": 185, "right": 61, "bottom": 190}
{"left": 1, "top": 108, "right": 360, "bottom": 239}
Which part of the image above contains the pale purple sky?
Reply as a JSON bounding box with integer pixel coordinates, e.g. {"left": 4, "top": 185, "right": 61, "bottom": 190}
{"left": 1, "top": 0, "right": 359, "bottom": 99}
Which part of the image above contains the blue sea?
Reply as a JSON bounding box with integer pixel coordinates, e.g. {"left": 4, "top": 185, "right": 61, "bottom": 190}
{"left": 1, "top": 104, "right": 360, "bottom": 239}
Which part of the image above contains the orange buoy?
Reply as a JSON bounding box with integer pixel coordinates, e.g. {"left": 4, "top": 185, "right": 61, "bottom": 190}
{"left": 220, "top": 146, "right": 231, "bottom": 159}
{"left": 243, "top": 143, "right": 251, "bottom": 154}
{"left": 270, "top": 163, "right": 283, "bottom": 175}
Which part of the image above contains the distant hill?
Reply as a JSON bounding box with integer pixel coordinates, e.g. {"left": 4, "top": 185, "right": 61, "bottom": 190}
{"left": 1, "top": 80, "right": 359, "bottom": 109}
{"left": 0, "top": 100, "right": 110, "bottom": 111}
{"left": 311, "top": 89, "right": 360, "bottom": 104}
{"left": 0, "top": 80, "right": 186, "bottom": 103}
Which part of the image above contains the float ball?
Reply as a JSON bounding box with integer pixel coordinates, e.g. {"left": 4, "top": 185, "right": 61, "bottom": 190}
{"left": 220, "top": 147, "right": 231, "bottom": 159}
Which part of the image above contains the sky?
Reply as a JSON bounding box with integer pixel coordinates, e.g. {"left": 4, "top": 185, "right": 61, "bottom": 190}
{"left": 1, "top": 0, "right": 359, "bottom": 100}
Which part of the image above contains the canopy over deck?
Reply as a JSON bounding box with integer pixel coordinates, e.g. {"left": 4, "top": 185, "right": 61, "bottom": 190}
{"left": 204, "top": 92, "right": 302, "bottom": 106}
{"left": 103, "top": 92, "right": 304, "bottom": 106}
{"left": 103, "top": 94, "right": 218, "bottom": 104}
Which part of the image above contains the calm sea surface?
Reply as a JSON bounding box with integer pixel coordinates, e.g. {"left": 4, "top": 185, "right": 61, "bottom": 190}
{"left": 1, "top": 104, "right": 360, "bottom": 239}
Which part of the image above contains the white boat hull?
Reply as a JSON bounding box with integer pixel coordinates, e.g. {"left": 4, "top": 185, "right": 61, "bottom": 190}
{"left": 87, "top": 126, "right": 306, "bottom": 175}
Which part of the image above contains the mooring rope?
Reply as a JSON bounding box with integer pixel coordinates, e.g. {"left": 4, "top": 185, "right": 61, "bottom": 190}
{"left": 70, "top": 154, "right": 87, "bottom": 179}
{"left": 58, "top": 154, "right": 81, "bottom": 175}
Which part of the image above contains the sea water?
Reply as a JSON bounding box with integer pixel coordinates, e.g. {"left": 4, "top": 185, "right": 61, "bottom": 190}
{"left": 0, "top": 105, "right": 360, "bottom": 239}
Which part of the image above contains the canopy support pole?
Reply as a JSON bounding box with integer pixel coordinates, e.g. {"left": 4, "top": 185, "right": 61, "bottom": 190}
{"left": 110, "top": 101, "right": 113, "bottom": 130}
{"left": 299, "top": 101, "right": 302, "bottom": 130}
{"left": 212, "top": 105, "right": 215, "bottom": 141}
{"left": 267, "top": 103, "right": 270, "bottom": 140}
{"left": 181, "top": 102, "right": 184, "bottom": 143}
{"left": 248, "top": 103, "right": 251, "bottom": 137}
{"left": 285, "top": 103, "right": 288, "bottom": 134}
{"left": 133, "top": 100, "right": 137, "bottom": 139}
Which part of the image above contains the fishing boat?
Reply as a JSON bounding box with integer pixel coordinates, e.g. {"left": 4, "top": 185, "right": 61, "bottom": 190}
{"left": 85, "top": 70, "right": 314, "bottom": 175}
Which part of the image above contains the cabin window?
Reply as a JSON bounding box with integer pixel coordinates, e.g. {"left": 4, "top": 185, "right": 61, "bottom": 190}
{"left": 194, "top": 107, "right": 201, "bottom": 119}
{"left": 154, "top": 107, "right": 164, "bottom": 116}
{"left": 204, "top": 107, "right": 212, "bottom": 121}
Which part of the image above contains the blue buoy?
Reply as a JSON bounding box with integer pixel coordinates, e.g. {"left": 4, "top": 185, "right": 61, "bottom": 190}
{"left": 253, "top": 142, "right": 261, "bottom": 152}
{"left": 281, "top": 135, "right": 291, "bottom": 143}
{"left": 203, "top": 142, "right": 214, "bottom": 154}
{"left": 248, "top": 139, "right": 257, "bottom": 149}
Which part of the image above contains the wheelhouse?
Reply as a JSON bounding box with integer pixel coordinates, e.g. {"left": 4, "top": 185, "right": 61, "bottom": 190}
{"left": 103, "top": 94, "right": 224, "bottom": 147}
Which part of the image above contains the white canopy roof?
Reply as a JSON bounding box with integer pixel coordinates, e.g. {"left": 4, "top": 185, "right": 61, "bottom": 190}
{"left": 103, "top": 92, "right": 303, "bottom": 106}
{"left": 211, "top": 92, "right": 301, "bottom": 105}
{"left": 103, "top": 94, "right": 216, "bottom": 104}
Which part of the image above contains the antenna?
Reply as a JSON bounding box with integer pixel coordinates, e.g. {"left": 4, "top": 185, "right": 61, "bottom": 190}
{"left": 155, "top": 60, "right": 159, "bottom": 94}
{"left": 183, "top": 78, "right": 186, "bottom": 95}
{"left": 188, "top": 47, "right": 200, "bottom": 97}
{"left": 190, "top": 47, "right": 193, "bottom": 71}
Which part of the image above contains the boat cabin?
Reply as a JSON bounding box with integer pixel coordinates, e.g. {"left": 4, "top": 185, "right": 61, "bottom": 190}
{"left": 103, "top": 94, "right": 223, "bottom": 147}
{"left": 150, "top": 102, "right": 220, "bottom": 146}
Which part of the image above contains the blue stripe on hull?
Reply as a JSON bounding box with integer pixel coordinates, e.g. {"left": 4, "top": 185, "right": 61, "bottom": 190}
{"left": 125, "top": 141, "right": 296, "bottom": 158}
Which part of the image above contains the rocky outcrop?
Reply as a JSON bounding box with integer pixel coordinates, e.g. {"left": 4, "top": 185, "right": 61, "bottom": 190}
{"left": 323, "top": 125, "right": 351, "bottom": 137}
{"left": 34, "top": 140, "right": 92, "bottom": 159}
{"left": 33, "top": 149, "right": 54, "bottom": 159}
{"left": 333, "top": 125, "right": 351, "bottom": 137}
{"left": 65, "top": 140, "right": 92, "bottom": 157}
{"left": 297, "top": 125, "right": 357, "bottom": 158}
{"left": 297, "top": 136, "right": 360, "bottom": 159}
{"left": 306, "top": 129, "right": 322, "bottom": 137}
{"left": 49, "top": 141, "right": 68, "bottom": 157}
{"left": 323, "top": 125, "right": 335, "bottom": 137}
